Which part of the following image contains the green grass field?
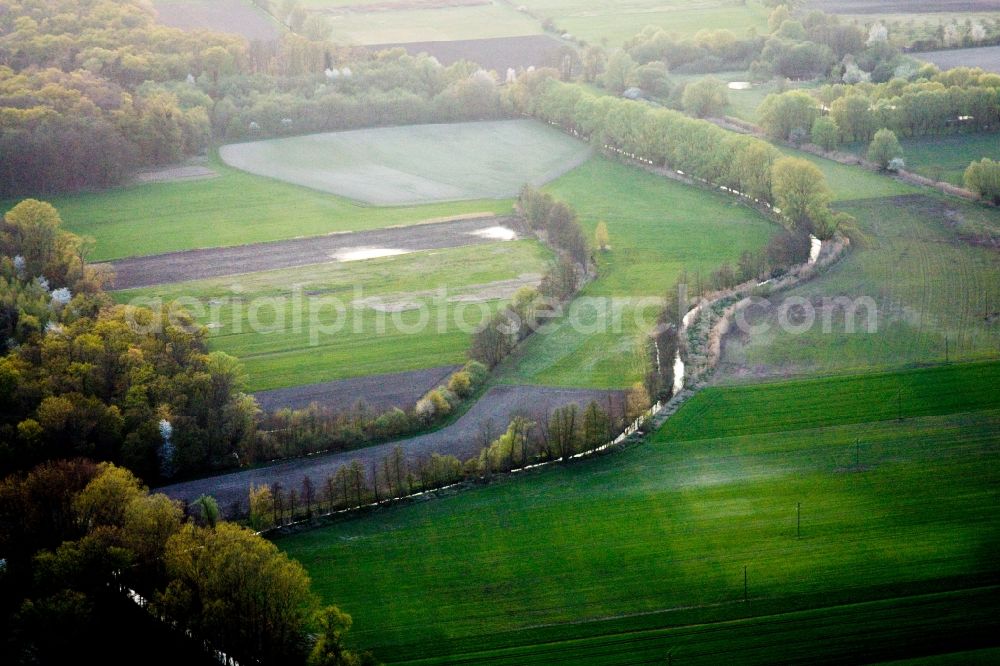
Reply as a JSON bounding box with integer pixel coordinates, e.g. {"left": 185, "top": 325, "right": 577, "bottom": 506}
{"left": 844, "top": 133, "right": 1000, "bottom": 187}
{"left": 722, "top": 194, "right": 1000, "bottom": 377}
{"left": 777, "top": 145, "right": 918, "bottom": 201}
{"left": 497, "top": 156, "right": 777, "bottom": 389}
{"left": 115, "top": 241, "right": 551, "bottom": 392}
{"left": 13, "top": 159, "right": 512, "bottom": 262}
{"left": 277, "top": 360, "right": 1000, "bottom": 664}
{"left": 518, "top": 0, "right": 769, "bottom": 44}
{"left": 302, "top": 2, "right": 542, "bottom": 44}
{"left": 219, "top": 120, "right": 593, "bottom": 205}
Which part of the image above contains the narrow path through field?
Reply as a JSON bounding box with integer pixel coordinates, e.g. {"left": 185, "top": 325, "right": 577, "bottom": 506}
{"left": 159, "top": 385, "right": 623, "bottom": 512}
{"left": 106, "top": 215, "right": 517, "bottom": 289}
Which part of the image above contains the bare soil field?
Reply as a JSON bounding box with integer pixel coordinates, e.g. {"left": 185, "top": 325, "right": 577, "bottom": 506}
{"left": 912, "top": 45, "right": 1000, "bottom": 73}
{"left": 254, "top": 365, "right": 460, "bottom": 413}
{"left": 106, "top": 214, "right": 517, "bottom": 289}
{"left": 368, "top": 35, "right": 567, "bottom": 72}
{"left": 806, "top": 0, "right": 1000, "bottom": 13}
{"left": 159, "top": 385, "right": 624, "bottom": 513}
{"left": 152, "top": 0, "right": 280, "bottom": 41}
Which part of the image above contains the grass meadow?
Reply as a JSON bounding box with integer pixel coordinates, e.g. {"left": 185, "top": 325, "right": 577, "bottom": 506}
{"left": 845, "top": 133, "right": 1000, "bottom": 187}
{"left": 115, "top": 241, "right": 551, "bottom": 392}
{"left": 21, "top": 159, "right": 511, "bottom": 262}
{"left": 721, "top": 194, "right": 1000, "bottom": 378}
{"left": 277, "top": 360, "right": 1000, "bottom": 664}
{"left": 301, "top": 1, "right": 542, "bottom": 44}
{"left": 218, "top": 120, "right": 593, "bottom": 205}
{"left": 497, "top": 156, "right": 778, "bottom": 389}
{"left": 517, "top": 0, "right": 770, "bottom": 44}
{"left": 777, "top": 144, "right": 918, "bottom": 201}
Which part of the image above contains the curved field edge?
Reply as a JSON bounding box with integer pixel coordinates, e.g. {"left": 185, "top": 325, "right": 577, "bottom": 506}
{"left": 719, "top": 194, "right": 1000, "bottom": 379}
{"left": 218, "top": 120, "right": 594, "bottom": 206}
{"left": 275, "top": 360, "right": 1000, "bottom": 662}
{"left": 496, "top": 155, "right": 779, "bottom": 389}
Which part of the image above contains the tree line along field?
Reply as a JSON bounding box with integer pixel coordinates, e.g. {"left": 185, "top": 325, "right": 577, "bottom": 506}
{"left": 496, "top": 142, "right": 918, "bottom": 391}
{"left": 114, "top": 241, "right": 551, "bottom": 392}
{"left": 496, "top": 156, "right": 778, "bottom": 389}
{"left": 21, "top": 159, "right": 511, "bottom": 262}
{"left": 218, "top": 120, "right": 593, "bottom": 205}
{"left": 721, "top": 193, "right": 1000, "bottom": 379}
{"left": 276, "top": 361, "right": 1000, "bottom": 664}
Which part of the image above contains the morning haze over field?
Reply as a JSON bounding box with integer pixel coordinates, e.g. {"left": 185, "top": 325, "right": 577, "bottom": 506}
{"left": 1, "top": 1, "right": 999, "bottom": 664}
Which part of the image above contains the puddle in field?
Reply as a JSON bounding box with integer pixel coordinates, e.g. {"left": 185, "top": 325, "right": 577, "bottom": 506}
{"left": 728, "top": 81, "right": 751, "bottom": 90}
{"left": 331, "top": 247, "right": 412, "bottom": 262}
{"left": 808, "top": 235, "right": 821, "bottom": 265}
{"left": 469, "top": 226, "right": 517, "bottom": 241}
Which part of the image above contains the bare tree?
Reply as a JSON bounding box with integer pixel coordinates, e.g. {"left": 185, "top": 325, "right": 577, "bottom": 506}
{"left": 301, "top": 476, "right": 315, "bottom": 519}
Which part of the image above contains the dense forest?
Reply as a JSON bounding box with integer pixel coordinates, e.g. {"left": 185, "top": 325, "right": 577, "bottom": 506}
{"left": 0, "top": 0, "right": 509, "bottom": 195}
{"left": 0, "top": 459, "right": 373, "bottom": 664}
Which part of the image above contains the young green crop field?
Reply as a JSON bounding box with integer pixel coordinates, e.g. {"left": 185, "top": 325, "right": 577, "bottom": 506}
{"left": 277, "top": 360, "right": 1000, "bottom": 664}
{"left": 722, "top": 194, "right": 1000, "bottom": 378}
{"left": 219, "top": 120, "right": 593, "bottom": 205}
{"left": 115, "top": 241, "right": 551, "bottom": 392}
{"left": 844, "top": 133, "right": 1000, "bottom": 187}
{"left": 13, "top": 159, "right": 511, "bottom": 262}
{"left": 497, "top": 156, "right": 777, "bottom": 389}
{"left": 517, "top": 0, "right": 769, "bottom": 44}
{"left": 300, "top": 2, "right": 542, "bottom": 44}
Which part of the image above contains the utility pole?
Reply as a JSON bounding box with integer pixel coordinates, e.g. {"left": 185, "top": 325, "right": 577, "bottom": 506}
{"left": 945, "top": 335, "right": 949, "bottom": 363}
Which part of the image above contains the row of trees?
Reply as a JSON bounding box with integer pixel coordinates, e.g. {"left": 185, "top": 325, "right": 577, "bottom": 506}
{"left": 0, "top": 460, "right": 372, "bottom": 665}
{"left": 760, "top": 73, "right": 1000, "bottom": 146}
{"left": 469, "top": 188, "right": 591, "bottom": 369}
{"left": 256, "top": 361, "right": 489, "bottom": 462}
{"left": 512, "top": 72, "right": 839, "bottom": 237}
{"left": 248, "top": 391, "right": 657, "bottom": 528}
{"left": 615, "top": 6, "right": 905, "bottom": 92}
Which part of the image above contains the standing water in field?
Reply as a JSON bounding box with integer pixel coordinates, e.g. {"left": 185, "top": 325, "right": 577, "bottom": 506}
{"left": 469, "top": 226, "right": 518, "bottom": 241}
{"left": 809, "top": 235, "right": 822, "bottom": 265}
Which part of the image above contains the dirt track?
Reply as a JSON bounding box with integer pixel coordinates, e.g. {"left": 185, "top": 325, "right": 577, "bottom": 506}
{"left": 254, "top": 365, "right": 460, "bottom": 413}
{"left": 158, "top": 384, "right": 624, "bottom": 513}
{"left": 107, "top": 215, "right": 517, "bottom": 289}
